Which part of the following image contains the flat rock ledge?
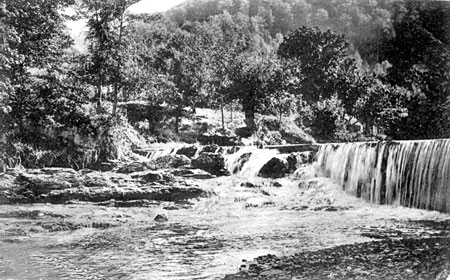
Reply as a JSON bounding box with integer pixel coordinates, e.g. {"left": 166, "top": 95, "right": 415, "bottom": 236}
{"left": 0, "top": 167, "right": 209, "bottom": 204}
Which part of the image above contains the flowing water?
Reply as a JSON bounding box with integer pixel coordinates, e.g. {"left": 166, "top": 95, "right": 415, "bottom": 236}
{"left": 317, "top": 139, "right": 450, "bottom": 212}
{"left": 1, "top": 141, "right": 450, "bottom": 279}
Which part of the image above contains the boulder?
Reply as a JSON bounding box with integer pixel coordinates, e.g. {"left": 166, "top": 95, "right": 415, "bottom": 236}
{"left": 258, "top": 157, "right": 289, "bottom": 178}
{"left": 176, "top": 146, "right": 198, "bottom": 158}
{"left": 287, "top": 152, "right": 314, "bottom": 172}
{"left": 192, "top": 152, "right": 229, "bottom": 176}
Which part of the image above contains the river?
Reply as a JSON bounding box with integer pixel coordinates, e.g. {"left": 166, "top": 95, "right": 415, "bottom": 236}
{"left": 1, "top": 144, "right": 450, "bottom": 279}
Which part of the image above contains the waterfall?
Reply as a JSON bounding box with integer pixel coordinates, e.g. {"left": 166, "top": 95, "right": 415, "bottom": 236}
{"left": 316, "top": 139, "right": 450, "bottom": 212}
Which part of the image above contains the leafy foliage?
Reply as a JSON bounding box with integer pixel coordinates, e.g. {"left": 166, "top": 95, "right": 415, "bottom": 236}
{"left": 379, "top": 1, "right": 450, "bottom": 139}
{"left": 1, "top": 0, "right": 449, "bottom": 170}
{"left": 278, "top": 26, "right": 352, "bottom": 102}
{"left": 308, "top": 95, "right": 348, "bottom": 141}
{"left": 78, "top": 0, "right": 140, "bottom": 116}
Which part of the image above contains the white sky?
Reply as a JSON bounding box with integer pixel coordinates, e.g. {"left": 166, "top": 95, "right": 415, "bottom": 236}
{"left": 128, "top": 0, "right": 185, "bottom": 14}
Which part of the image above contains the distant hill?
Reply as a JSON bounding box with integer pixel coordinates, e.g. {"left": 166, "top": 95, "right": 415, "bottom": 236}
{"left": 165, "top": 0, "right": 398, "bottom": 63}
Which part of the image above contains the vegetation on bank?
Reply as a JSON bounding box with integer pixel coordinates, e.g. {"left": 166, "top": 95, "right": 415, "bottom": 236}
{"left": 0, "top": 0, "right": 449, "bottom": 169}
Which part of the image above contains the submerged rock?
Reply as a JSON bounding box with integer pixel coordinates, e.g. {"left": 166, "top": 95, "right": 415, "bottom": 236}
{"left": 269, "top": 181, "right": 282, "bottom": 188}
{"left": 245, "top": 197, "right": 273, "bottom": 208}
{"left": 240, "top": 182, "right": 260, "bottom": 188}
{"left": 258, "top": 157, "right": 289, "bottom": 178}
{"left": 154, "top": 214, "right": 168, "bottom": 222}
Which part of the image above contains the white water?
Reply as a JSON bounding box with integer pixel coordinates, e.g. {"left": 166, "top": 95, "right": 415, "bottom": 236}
{"left": 225, "top": 146, "right": 281, "bottom": 177}
{"left": 317, "top": 139, "right": 450, "bottom": 212}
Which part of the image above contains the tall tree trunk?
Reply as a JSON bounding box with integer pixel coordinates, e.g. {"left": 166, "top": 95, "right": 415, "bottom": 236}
{"left": 174, "top": 106, "right": 182, "bottom": 134}
{"left": 175, "top": 115, "right": 179, "bottom": 134}
{"left": 112, "top": 1, "right": 126, "bottom": 118}
{"left": 112, "top": 82, "right": 119, "bottom": 117}
{"left": 221, "top": 97, "right": 225, "bottom": 131}
{"left": 96, "top": 79, "right": 102, "bottom": 114}
{"left": 244, "top": 108, "right": 256, "bottom": 132}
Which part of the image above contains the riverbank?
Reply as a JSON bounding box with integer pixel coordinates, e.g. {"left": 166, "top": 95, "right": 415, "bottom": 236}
{"left": 224, "top": 234, "right": 450, "bottom": 280}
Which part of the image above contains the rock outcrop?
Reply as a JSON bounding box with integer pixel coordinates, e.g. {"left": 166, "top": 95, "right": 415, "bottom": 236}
{"left": 1, "top": 167, "right": 207, "bottom": 204}
{"left": 192, "top": 152, "right": 229, "bottom": 176}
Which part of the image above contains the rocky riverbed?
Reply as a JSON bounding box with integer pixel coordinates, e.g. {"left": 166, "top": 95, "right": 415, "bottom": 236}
{"left": 1, "top": 145, "right": 450, "bottom": 280}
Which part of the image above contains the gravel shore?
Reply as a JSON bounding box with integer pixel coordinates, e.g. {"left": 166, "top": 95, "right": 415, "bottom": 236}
{"left": 224, "top": 236, "right": 450, "bottom": 280}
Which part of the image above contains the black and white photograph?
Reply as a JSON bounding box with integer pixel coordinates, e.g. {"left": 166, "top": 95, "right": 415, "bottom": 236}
{"left": 1, "top": 0, "right": 450, "bottom": 279}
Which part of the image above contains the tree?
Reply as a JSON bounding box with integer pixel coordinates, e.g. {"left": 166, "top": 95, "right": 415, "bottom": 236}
{"left": 153, "top": 23, "right": 210, "bottom": 133}
{"left": 78, "top": 0, "right": 139, "bottom": 116}
{"left": 278, "top": 26, "right": 352, "bottom": 103}
{"left": 203, "top": 12, "right": 259, "bottom": 130}
{"left": 0, "top": 3, "right": 14, "bottom": 128}
{"left": 352, "top": 77, "right": 409, "bottom": 136}
{"left": 379, "top": 1, "right": 450, "bottom": 139}
{"left": 228, "top": 53, "right": 283, "bottom": 131}
{"left": 3, "top": 0, "right": 79, "bottom": 141}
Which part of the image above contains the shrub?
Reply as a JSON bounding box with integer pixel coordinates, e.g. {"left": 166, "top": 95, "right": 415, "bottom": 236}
{"left": 308, "top": 95, "right": 348, "bottom": 142}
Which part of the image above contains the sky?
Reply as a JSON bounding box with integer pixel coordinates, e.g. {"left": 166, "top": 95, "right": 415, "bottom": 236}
{"left": 128, "top": 0, "right": 185, "bottom": 14}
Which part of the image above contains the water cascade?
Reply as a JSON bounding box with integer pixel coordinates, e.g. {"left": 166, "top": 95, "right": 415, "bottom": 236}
{"left": 225, "top": 146, "right": 281, "bottom": 177}
{"left": 316, "top": 139, "right": 450, "bottom": 212}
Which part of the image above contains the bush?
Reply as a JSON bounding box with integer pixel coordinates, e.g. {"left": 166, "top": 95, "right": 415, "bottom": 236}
{"left": 307, "top": 95, "right": 348, "bottom": 142}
